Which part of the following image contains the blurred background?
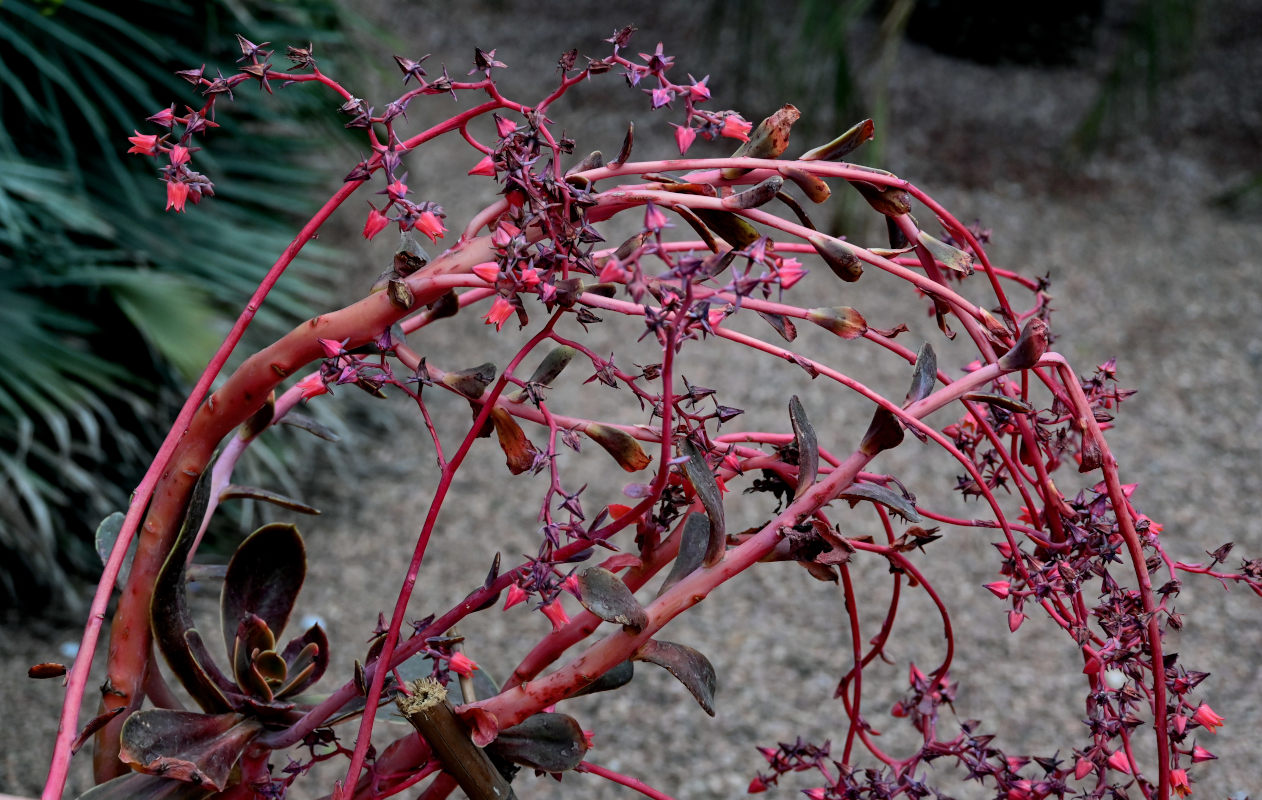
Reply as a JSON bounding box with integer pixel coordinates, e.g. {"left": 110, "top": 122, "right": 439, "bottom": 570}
{"left": 2, "top": 0, "right": 1259, "bottom": 797}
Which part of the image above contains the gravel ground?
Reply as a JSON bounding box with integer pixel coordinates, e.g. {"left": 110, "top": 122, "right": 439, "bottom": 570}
{"left": 5, "top": 2, "right": 1262, "bottom": 798}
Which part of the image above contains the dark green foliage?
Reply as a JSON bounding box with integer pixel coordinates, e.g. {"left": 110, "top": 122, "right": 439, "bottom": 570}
{"left": 0, "top": 0, "right": 354, "bottom": 617}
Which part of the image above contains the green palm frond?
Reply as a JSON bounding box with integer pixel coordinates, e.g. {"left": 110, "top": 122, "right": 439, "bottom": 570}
{"left": 0, "top": 0, "right": 361, "bottom": 617}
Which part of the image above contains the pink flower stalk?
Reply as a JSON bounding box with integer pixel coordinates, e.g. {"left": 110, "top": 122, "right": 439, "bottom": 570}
{"left": 672, "top": 123, "right": 697, "bottom": 154}
{"left": 1192, "top": 703, "right": 1225, "bottom": 733}
{"left": 362, "top": 205, "right": 391, "bottom": 239}
{"left": 295, "top": 373, "right": 327, "bottom": 400}
{"left": 415, "top": 210, "right": 445, "bottom": 243}
{"left": 468, "top": 155, "right": 496, "bottom": 176}
{"left": 540, "top": 600, "right": 570, "bottom": 631}
{"left": 165, "top": 181, "right": 189, "bottom": 212}
{"left": 126, "top": 131, "right": 159, "bottom": 156}
{"left": 720, "top": 114, "right": 752, "bottom": 142}
{"left": 448, "top": 652, "right": 479, "bottom": 678}
{"left": 482, "top": 296, "right": 514, "bottom": 331}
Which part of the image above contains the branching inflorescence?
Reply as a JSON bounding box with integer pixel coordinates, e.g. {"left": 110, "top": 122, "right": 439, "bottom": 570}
{"left": 41, "top": 27, "right": 1260, "bottom": 800}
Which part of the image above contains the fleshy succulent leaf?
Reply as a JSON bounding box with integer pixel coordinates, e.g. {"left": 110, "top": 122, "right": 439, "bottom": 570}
{"left": 789, "top": 396, "right": 819, "bottom": 500}
{"left": 118, "top": 710, "right": 262, "bottom": 792}
{"left": 679, "top": 439, "right": 726, "bottom": 566}
{"left": 487, "top": 712, "right": 589, "bottom": 772}
{"left": 220, "top": 522, "right": 306, "bottom": 666}
{"left": 576, "top": 566, "right": 648, "bottom": 631}
{"left": 658, "top": 513, "right": 710, "bottom": 595}
{"left": 75, "top": 772, "right": 217, "bottom": 800}
{"left": 277, "top": 622, "right": 330, "bottom": 698}
{"left": 839, "top": 483, "right": 921, "bottom": 522}
{"left": 633, "top": 639, "right": 718, "bottom": 716}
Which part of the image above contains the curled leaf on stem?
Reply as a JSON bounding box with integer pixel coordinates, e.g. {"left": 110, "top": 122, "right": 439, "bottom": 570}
{"left": 799, "top": 118, "right": 875, "bottom": 162}
{"left": 789, "top": 396, "right": 819, "bottom": 500}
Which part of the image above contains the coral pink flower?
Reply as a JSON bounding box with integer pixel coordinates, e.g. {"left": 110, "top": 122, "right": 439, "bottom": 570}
{"left": 598, "top": 260, "right": 626, "bottom": 283}
{"left": 362, "top": 205, "right": 390, "bottom": 239}
{"left": 1073, "top": 756, "right": 1094, "bottom": 780}
{"left": 503, "top": 584, "right": 528, "bottom": 610}
{"left": 517, "top": 266, "right": 540, "bottom": 288}
{"left": 672, "top": 123, "right": 696, "bottom": 154}
{"left": 295, "top": 373, "right": 327, "bottom": 400}
{"left": 1192, "top": 703, "right": 1225, "bottom": 733}
{"left": 776, "top": 257, "right": 806, "bottom": 289}
{"left": 985, "top": 581, "right": 1011, "bottom": 599}
{"left": 1106, "top": 749, "right": 1131, "bottom": 774}
{"left": 472, "top": 263, "right": 500, "bottom": 283}
{"left": 317, "top": 337, "right": 343, "bottom": 358}
{"left": 169, "top": 145, "right": 191, "bottom": 165}
{"left": 448, "top": 652, "right": 478, "bottom": 677}
{"left": 1191, "top": 744, "right": 1216, "bottom": 763}
{"left": 147, "top": 106, "right": 176, "bottom": 127}
{"left": 747, "top": 776, "right": 768, "bottom": 793}
{"left": 126, "top": 131, "right": 158, "bottom": 156}
{"left": 687, "top": 74, "right": 710, "bottom": 101}
{"left": 492, "top": 221, "right": 520, "bottom": 248}
{"left": 482, "top": 296, "right": 514, "bottom": 331}
{"left": 495, "top": 114, "right": 518, "bottom": 138}
{"left": 386, "top": 178, "right": 408, "bottom": 201}
{"left": 1170, "top": 768, "right": 1191, "bottom": 798}
{"left": 165, "top": 181, "right": 189, "bottom": 212}
{"left": 643, "top": 201, "right": 670, "bottom": 231}
{"left": 415, "top": 210, "right": 445, "bottom": 243}
{"left": 468, "top": 155, "right": 496, "bottom": 176}
{"left": 541, "top": 600, "right": 570, "bottom": 631}
{"left": 720, "top": 115, "right": 752, "bottom": 142}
